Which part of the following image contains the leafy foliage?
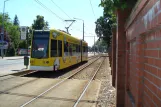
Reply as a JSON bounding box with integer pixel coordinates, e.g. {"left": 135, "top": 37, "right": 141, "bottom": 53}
{"left": 96, "top": 0, "right": 137, "bottom": 47}
{"left": 99, "top": 0, "right": 127, "bottom": 12}
{"left": 0, "top": 13, "right": 20, "bottom": 56}
{"left": 13, "top": 15, "right": 19, "bottom": 26}
{"left": 6, "top": 43, "right": 15, "bottom": 56}
{"left": 32, "top": 15, "right": 49, "bottom": 30}
{"left": 90, "top": 39, "right": 108, "bottom": 52}
{"left": 0, "top": 13, "right": 50, "bottom": 56}
{"left": 95, "top": 0, "right": 126, "bottom": 48}
{"left": 95, "top": 12, "right": 115, "bottom": 47}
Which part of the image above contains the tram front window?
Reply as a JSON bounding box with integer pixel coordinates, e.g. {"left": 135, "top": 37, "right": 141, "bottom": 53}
{"left": 31, "top": 31, "right": 49, "bottom": 58}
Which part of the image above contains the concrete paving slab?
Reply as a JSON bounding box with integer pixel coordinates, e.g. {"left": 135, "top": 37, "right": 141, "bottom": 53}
{"left": 0, "top": 77, "right": 36, "bottom": 92}
{"left": 77, "top": 102, "right": 96, "bottom": 107}
{"left": 40, "top": 79, "right": 88, "bottom": 99}
{"left": 0, "top": 75, "right": 16, "bottom": 81}
{"left": 0, "top": 93, "right": 32, "bottom": 107}
{"left": 77, "top": 80, "right": 101, "bottom": 107}
{"left": 79, "top": 80, "right": 101, "bottom": 101}
{"left": 25, "top": 79, "right": 101, "bottom": 107}
{"left": 25, "top": 98, "right": 74, "bottom": 107}
{"left": 8, "top": 78, "right": 62, "bottom": 96}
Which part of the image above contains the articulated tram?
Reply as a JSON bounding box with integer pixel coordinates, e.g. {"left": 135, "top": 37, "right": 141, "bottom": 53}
{"left": 29, "top": 29, "right": 88, "bottom": 71}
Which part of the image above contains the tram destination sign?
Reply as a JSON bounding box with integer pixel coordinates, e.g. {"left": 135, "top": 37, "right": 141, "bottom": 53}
{"left": 33, "top": 31, "right": 49, "bottom": 38}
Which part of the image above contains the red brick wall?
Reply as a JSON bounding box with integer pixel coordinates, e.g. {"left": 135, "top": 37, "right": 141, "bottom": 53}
{"left": 115, "top": 8, "right": 132, "bottom": 107}
{"left": 124, "top": 0, "right": 161, "bottom": 106}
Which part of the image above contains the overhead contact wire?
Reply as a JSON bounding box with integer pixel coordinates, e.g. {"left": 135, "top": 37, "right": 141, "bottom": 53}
{"left": 50, "top": 0, "right": 72, "bottom": 19}
{"left": 34, "top": 0, "right": 64, "bottom": 21}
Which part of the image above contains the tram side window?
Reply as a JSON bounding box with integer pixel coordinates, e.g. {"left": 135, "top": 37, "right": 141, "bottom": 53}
{"left": 79, "top": 45, "right": 81, "bottom": 52}
{"left": 76, "top": 45, "right": 79, "bottom": 52}
{"left": 51, "top": 40, "right": 57, "bottom": 57}
{"left": 72, "top": 44, "right": 76, "bottom": 56}
{"left": 58, "top": 40, "right": 62, "bottom": 57}
{"left": 64, "top": 42, "right": 68, "bottom": 56}
{"left": 85, "top": 46, "right": 88, "bottom": 52}
{"left": 83, "top": 46, "right": 86, "bottom": 52}
{"left": 76, "top": 45, "right": 79, "bottom": 55}
{"left": 69, "top": 43, "right": 72, "bottom": 56}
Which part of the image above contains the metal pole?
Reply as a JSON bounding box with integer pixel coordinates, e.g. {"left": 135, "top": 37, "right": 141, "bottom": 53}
{"left": 26, "top": 28, "right": 29, "bottom": 69}
{"left": 64, "top": 20, "right": 75, "bottom": 34}
{"left": 94, "top": 36, "right": 95, "bottom": 55}
{"left": 83, "top": 21, "right": 84, "bottom": 41}
{"left": 27, "top": 33, "right": 28, "bottom": 56}
{"left": 1, "top": 1, "right": 6, "bottom": 59}
{"left": 27, "top": 28, "right": 29, "bottom": 56}
{"left": 65, "top": 27, "right": 69, "bottom": 33}
{"left": 67, "top": 28, "right": 69, "bottom": 33}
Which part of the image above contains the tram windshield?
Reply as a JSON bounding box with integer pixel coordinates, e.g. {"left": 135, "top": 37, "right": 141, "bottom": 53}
{"left": 31, "top": 31, "right": 49, "bottom": 58}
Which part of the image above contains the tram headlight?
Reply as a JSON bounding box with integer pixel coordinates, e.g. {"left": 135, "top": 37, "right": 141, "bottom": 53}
{"left": 43, "top": 61, "right": 49, "bottom": 64}
{"left": 30, "top": 60, "right": 34, "bottom": 64}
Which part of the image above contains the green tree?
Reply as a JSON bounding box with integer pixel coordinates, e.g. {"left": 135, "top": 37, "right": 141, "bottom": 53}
{"left": 8, "top": 25, "right": 20, "bottom": 51}
{"left": 13, "top": 15, "right": 19, "bottom": 26}
{"left": 95, "top": 13, "right": 114, "bottom": 47}
{"left": 0, "top": 13, "right": 20, "bottom": 56}
{"left": 90, "top": 39, "right": 108, "bottom": 52}
{"left": 32, "top": 15, "right": 49, "bottom": 30}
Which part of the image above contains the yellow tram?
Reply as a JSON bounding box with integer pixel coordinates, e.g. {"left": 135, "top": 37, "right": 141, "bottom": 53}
{"left": 29, "top": 29, "right": 88, "bottom": 71}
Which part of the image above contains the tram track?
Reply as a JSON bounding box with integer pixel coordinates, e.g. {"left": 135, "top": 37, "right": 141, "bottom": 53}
{"left": 0, "top": 70, "right": 38, "bottom": 82}
{"left": 0, "top": 55, "right": 102, "bottom": 107}
{"left": 0, "top": 77, "right": 40, "bottom": 95}
{"left": 70, "top": 57, "right": 103, "bottom": 80}
{"left": 20, "top": 56, "right": 101, "bottom": 107}
{"left": 0, "top": 55, "right": 97, "bottom": 82}
{"left": 73, "top": 57, "right": 105, "bottom": 107}
{"left": 0, "top": 56, "right": 99, "bottom": 94}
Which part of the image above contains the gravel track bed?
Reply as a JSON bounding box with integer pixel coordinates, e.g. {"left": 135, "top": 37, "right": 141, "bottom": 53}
{"left": 58, "top": 57, "right": 99, "bottom": 79}
{"left": 96, "top": 80, "right": 116, "bottom": 107}
{"left": 71, "top": 57, "right": 103, "bottom": 80}
{"left": 58, "top": 55, "right": 116, "bottom": 107}
{"left": 96, "top": 57, "right": 116, "bottom": 107}
{"left": 94, "top": 57, "right": 111, "bottom": 80}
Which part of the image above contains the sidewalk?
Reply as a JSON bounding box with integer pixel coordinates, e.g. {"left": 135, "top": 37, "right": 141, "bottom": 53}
{"left": 0, "top": 56, "right": 25, "bottom": 60}
{"left": 0, "top": 56, "right": 29, "bottom": 76}
{"left": 0, "top": 64, "right": 28, "bottom": 77}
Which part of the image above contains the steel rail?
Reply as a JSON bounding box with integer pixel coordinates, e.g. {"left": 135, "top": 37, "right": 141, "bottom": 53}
{"left": 20, "top": 56, "right": 101, "bottom": 107}
{"left": 0, "top": 70, "right": 38, "bottom": 81}
{"left": 73, "top": 57, "right": 105, "bottom": 107}
{"left": 0, "top": 55, "right": 95, "bottom": 78}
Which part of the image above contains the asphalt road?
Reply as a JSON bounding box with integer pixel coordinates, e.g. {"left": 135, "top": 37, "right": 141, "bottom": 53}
{"left": 0, "top": 58, "right": 25, "bottom": 76}
{"left": 0, "top": 58, "right": 24, "bottom": 67}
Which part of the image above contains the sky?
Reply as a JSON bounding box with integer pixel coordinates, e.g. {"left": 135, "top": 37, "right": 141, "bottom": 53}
{"left": 0, "top": 0, "right": 103, "bottom": 47}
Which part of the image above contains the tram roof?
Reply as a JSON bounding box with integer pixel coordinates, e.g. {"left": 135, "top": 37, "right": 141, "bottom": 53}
{"left": 33, "top": 29, "right": 88, "bottom": 45}
{"left": 51, "top": 29, "right": 88, "bottom": 44}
